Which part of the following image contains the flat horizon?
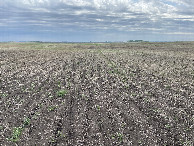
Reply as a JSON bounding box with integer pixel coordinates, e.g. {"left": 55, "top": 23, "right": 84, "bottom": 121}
{"left": 1, "top": 0, "right": 194, "bottom": 42}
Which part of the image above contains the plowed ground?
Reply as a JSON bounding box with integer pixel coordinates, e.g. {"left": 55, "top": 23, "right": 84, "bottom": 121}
{"left": 0, "top": 42, "right": 193, "bottom": 146}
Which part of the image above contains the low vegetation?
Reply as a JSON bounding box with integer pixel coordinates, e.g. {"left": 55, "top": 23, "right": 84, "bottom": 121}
{"left": 0, "top": 42, "right": 193, "bottom": 145}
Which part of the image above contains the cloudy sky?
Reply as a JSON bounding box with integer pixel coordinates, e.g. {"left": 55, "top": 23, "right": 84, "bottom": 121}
{"left": 0, "top": 0, "right": 194, "bottom": 42}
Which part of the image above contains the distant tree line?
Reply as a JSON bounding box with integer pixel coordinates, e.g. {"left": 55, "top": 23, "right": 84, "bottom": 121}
{"left": 127, "top": 40, "right": 148, "bottom": 42}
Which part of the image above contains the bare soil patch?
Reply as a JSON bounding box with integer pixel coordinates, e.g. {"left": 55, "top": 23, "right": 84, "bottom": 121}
{"left": 0, "top": 42, "right": 193, "bottom": 145}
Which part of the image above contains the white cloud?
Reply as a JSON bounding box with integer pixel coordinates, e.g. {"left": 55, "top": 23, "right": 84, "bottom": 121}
{"left": 165, "top": 32, "right": 194, "bottom": 35}
{"left": 0, "top": 0, "right": 194, "bottom": 39}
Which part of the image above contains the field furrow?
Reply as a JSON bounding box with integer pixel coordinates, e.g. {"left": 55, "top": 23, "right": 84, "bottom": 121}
{"left": 0, "top": 42, "right": 193, "bottom": 146}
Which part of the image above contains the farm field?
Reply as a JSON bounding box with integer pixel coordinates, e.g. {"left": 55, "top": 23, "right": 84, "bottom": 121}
{"left": 0, "top": 42, "right": 194, "bottom": 145}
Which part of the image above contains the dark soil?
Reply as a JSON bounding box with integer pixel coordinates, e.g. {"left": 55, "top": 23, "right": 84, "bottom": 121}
{"left": 0, "top": 42, "right": 193, "bottom": 146}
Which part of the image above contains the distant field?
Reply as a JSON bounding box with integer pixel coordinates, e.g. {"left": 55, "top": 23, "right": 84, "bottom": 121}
{"left": 0, "top": 42, "right": 193, "bottom": 145}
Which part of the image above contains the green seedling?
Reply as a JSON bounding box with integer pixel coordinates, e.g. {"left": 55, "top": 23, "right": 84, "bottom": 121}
{"left": 8, "top": 127, "right": 23, "bottom": 142}
{"left": 50, "top": 138, "right": 57, "bottom": 143}
{"left": 108, "top": 70, "right": 114, "bottom": 74}
{"left": 82, "top": 94, "right": 88, "bottom": 101}
{"left": 121, "top": 123, "right": 126, "bottom": 128}
{"left": 57, "top": 131, "right": 62, "bottom": 137}
{"left": 174, "top": 117, "right": 179, "bottom": 121}
{"left": 122, "top": 77, "right": 128, "bottom": 82}
{"left": 112, "top": 132, "right": 124, "bottom": 142}
{"left": 57, "top": 81, "right": 61, "bottom": 88}
{"left": 48, "top": 92, "right": 54, "bottom": 99}
{"left": 49, "top": 95, "right": 54, "bottom": 99}
{"left": 178, "top": 139, "right": 185, "bottom": 145}
{"left": 165, "top": 85, "right": 171, "bottom": 89}
{"left": 124, "top": 85, "right": 129, "bottom": 89}
{"left": 60, "top": 89, "right": 68, "bottom": 96}
{"left": 132, "top": 93, "right": 137, "bottom": 96}
{"left": 152, "top": 109, "right": 159, "bottom": 113}
{"left": 38, "top": 103, "right": 43, "bottom": 108}
{"left": 185, "top": 127, "right": 191, "bottom": 131}
{"left": 31, "top": 83, "right": 35, "bottom": 89}
{"left": 23, "top": 117, "right": 30, "bottom": 126}
{"left": 57, "top": 89, "right": 67, "bottom": 97}
{"left": 112, "top": 135, "right": 115, "bottom": 139}
{"left": 84, "top": 97, "right": 88, "bottom": 101}
{"left": 48, "top": 106, "right": 57, "bottom": 112}
{"left": 61, "top": 100, "right": 66, "bottom": 105}
{"left": 32, "top": 112, "right": 40, "bottom": 119}
{"left": 113, "top": 69, "right": 121, "bottom": 74}
{"left": 117, "top": 133, "right": 123, "bottom": 142}
{"left": 96, "top": 105, "right": 100, "bottom": 111}
{"left": 165, "top": 124, "right": 171, "bottom": 128}
{"left": 1, "top": 93, "right": 8, "bottom": 98}
{"left": 143, "top": 98, "right": 150, "bottom": 102}
{"left": 67, "top": 82, "right": 71, "bottom": 88}
{"left": 56, "top": 131, "right": 65, "bottom": 138}
{"left": 183, "top": 140, "right": 192, "bottom": 146}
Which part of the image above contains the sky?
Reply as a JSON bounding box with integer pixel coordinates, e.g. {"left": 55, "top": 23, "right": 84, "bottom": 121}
{"left": 0, "top": 0, "right": 194, "bottom": 42}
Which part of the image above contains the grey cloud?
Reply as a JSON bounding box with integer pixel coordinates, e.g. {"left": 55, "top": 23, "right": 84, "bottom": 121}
{"left": 0, "top": 0, "right": 194, "bottom": 40}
